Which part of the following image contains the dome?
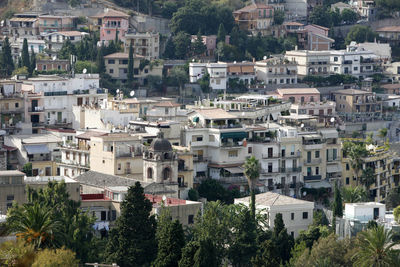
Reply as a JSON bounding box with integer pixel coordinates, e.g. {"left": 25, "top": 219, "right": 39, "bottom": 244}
{"left": 150, "top": 132, "right": 172, "bottom": 152}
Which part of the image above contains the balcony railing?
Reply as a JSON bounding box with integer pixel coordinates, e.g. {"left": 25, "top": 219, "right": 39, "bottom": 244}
{"left": 304, "top": 158, "right": 322, "bottom": 165}
{"left": 194, "top": 155, "right": 208, "bottom": 162}
{"left": 279, "top": 167, "right": 302, "bottom": 173}
{"left": 30, "top": 106, "right": 44, "bottom": 112}
{"left": 304, "top": 175, "right": 322, "bottom": 181}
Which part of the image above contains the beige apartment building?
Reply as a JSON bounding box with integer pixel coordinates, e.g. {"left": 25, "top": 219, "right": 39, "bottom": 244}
{"left": 124, "top": 31, "right": 160, "bottom": 60}
{"left": 333, "top": 89, "right": 382, "bottom": 115}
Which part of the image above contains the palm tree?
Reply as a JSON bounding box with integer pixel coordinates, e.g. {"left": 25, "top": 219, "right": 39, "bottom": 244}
{"left": 343, "top": 142, "right": 368, "bottom": 186}
{"left": 360, "top": 167, "right": 376, "bottom": 194}
{"left": 342, "top": 186, "right": 367, "bottom": 203}
{"left": 378, "top": 128, "right": 388, "bottom": 142}
{"left": 353, "top": 225, "right": 397, "bottom": 267}
{"left": 6, "top": 203, "right": 62, "bottom": 249}
{"left": 244, "top": 156, "right": 260, "bottom": 219}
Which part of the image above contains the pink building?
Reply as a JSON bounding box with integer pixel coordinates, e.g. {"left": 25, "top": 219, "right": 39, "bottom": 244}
{"left": 92, "top": 9, "right": 130, "bottom": 43}
{"left": 276, "top": 88, "right": 320, "bottom": 103}
{"left": 191, "top": 35, "right": 230, "bottom": 57}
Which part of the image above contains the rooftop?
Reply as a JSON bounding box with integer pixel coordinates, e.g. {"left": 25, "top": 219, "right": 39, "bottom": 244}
{"left": 50, "top": 31, "right": 86, "bottom": 37}
{"left": 191, "top": 108, "right": 237, "bottom": 120}
{"left": 76, "top": 131, "right": 108, "bottom": 140}
{"left": 24, "top": 176, "right": 77, "bottom": 184}
{"left": 74, "top": 171, "right": 147, "bottom": 188}
{"left": 376, "top": 26, "right": 400, "bottom": 32}
{"left": 91, "top": 9, "right": 130, "bottom": 18}
{"left": 234, "top": 3, "right": 274, "bottom": 13}
{"left": 236, "top": 192, "right": 314, "bottom": 206}
{"left": 11, "top": 133, "right": 62, "bottom": 144}
{"left": 334, "top": 89, "right": 372, "bottom": 95}
{"left": 0, "top": 170, "right": 25, "bottom": 176}
{"left": 277, "top": 88, "right": 320, "bottom": 95}
{"left": 104, "top": 52, "right": 144, "bottom": 59}
{"left": 154, "top": 101, "right": 181, "bottom": 108}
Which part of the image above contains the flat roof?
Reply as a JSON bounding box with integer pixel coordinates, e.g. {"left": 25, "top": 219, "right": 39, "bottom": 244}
{"left": 12, "top": 133, "right": 62, "bottom": 144}
{"left": 235, "top": 192, "right": 314, "bottom": 206}
{"left": 334, "top": 89, "right": 371, "bottom": 95}
{"left": 277, "top": 88, "right": 320, "bottom": 95}
{"left": 191, "top": 108, "right": 237, "bottom": 120}
{"left": 0, "top": 170, "right": 25, "bottom": 176}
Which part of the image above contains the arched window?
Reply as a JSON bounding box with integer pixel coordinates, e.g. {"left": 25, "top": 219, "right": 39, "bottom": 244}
{"left": 147, "top": 168, "right": 153, "bottom": 179}
{"left": 162, "top": 168, "right": 171, "bottom": 180}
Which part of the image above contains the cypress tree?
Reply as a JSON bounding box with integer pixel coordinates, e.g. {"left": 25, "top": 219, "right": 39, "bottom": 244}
{"left": 127, "top": 43, "right": 134, "bottom": 85}
{"left": 29, "top": 47, "right": 36, "bottom": 75}
{"left": 272, "top": 213, "right": 294, "bottom": 263}
{"left": 216, "top": 23, "right": 226, "bottom": 44}
{"left": 105, "top": 182, "right": 157, "bottom": 267}
{"left": 332, "top": 182, "right": 343, "bottom": 217}
{"left": 21, "top": 38, "right": 30, "bottom": 69}
{"left": 1, "top": 37, "right": 14, "bottom": 76}
{"left": 96, "top": 45, "right": 106, "bottom": 75}
{"left": 153, "top": 208, "right": 185, "bottom": 267}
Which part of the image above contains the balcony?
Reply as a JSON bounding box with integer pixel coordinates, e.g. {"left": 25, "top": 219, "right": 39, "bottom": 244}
{"left": 262, "top": 153, "right": 280, "bottom": 159}
{"left": 279, "top": 167, "right": 302, "bottom": 173}
{"left": 303, "top": 143, "right": 323, "bottom": 150}
{"left": 304, "top": 159, "right": 322, "bottom": 165}
{"left": 283, "top": 151, "right": 301, "bottom": 158}
{"left": 30, "top": 106, "right": 44, "bottom": 112}
{"left": 193, "top": 155, "right": 208, "bottom": 162}
{"left": 304, "top": 175, "right": 322, "bottom": 181}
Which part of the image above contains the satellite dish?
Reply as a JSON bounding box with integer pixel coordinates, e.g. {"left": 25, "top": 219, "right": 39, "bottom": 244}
{"left": 83, "top": 68, "right": 87, "bottom": 74}
{"left": 300, "top": 123, "right": 304, "bottom": 128}
{"left": 330, "top": 117, "right": 335, "bottom": 123}
{"left": 130, "top": 91, "right": 135, "bottom": 97}
{"left": 116, "top": 89, "right": 120, "bottom": 93}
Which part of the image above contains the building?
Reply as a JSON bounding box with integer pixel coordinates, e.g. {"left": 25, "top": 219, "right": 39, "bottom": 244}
{"left": 233, "top": 4, "right": 274, "bottom": 34}
{"left": 227, "top": 62, "right": 256, "bottom": 85}
{"left": 344, "top": 202, "right": 386, "bottom": 222}
{"left": 0, "top": 80, "right": 25, "bottom": 135}
{"left": 285, "top": 50, "right": 331, "bottom": 77}
{"left": 146, "top": 102, "right": 188, "bottom": 123}
{"left": 124, "top": 31, "right": 160, "bottom": 60}
{"left": 331, "top": 2, "right": 353, "bottom": 13}
{"left": 384, "top": 62, "right": 400, "bottom": 82}
{"left": 92, "top": 9, "right": 130, "bottom": 43}
{"left": 277, "top": 88, "right": 320, "bottom": 103}
{"left": 8, "top": 14, "right": 39, "bottom": 38}
{"left": 381, "top": 84, "right": 400, "bottom": 95}
{"left": 333, "top": 89, "right": 382, "bottom": 116}
{"left": 36, "top": 59, "right": 70, "bottom": 72}
{"left": 38, "top": 15, "right": 77, "bottom": 33}
{"left": 189, "top": 62, "right": 227, "bottom": 90}
{"left": 376, "top": 26, "right": 400, "bottom": 46}
{"left": 104, "top": 52, "right": 162, "bottom": 84}
{"left": 235, "top": 192, "right": 314, "bottom": 238}
{"left": 10, "top": 38, "right": 46, "bottom": 62}
{"left": 44, "top": 31, "right": 88, "bottom": 52}
{"left": 190, "top": 35, "right": 230, "bottom": 58}
{"left": 284, "top": 0, "right": 308, "bottom": 18}
{"left": 255, "top": 57, "right": 298, "bottom": 85}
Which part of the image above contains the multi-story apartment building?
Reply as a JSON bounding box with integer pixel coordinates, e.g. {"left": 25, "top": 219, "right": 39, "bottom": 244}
{"left": 8, "top": 13, "right": 39, "bottom": 38}
{"left": 277, "top": 88, "right": 320, "bottom": 103}
{"left": 38, "top": 15, "right": 77, "bottom": 33}
{"left": 376, "top": 26, "right": 400, "bottom": 46}
{"left": 290, "top": 101, "right": 336, "bottom": 124}
{"left": 189, "top": 62, "right": 228, "bottom": 90}
{"left": 0, "top": 80, "right": 24, "bottom": 134}
{"left": 146, "top": 102, "right": 188, "bottom": 123}
{"left": 342, "top": 143, "right": 394, "bottom": 202}
{"left": 227, "top": 62, "right": 256, "bottom": 85}
{"left": 233, "top": 3, "right": 274, "bottom": 35}
{"left": 255, "top": 56, "right": 298, "bottom": 85}
{"left": 124, "top": 31, "right": 160, "bottom": 60}
{"left": 285, "top": 50, "right": 331, "bottom": 77}
{"left": 104, "top": 52, "right": 162, "bottom": 84}
{"left": 92, "top": 9, "right": 130, "bottom": 43}
{"left": 10, "top": 38, "right": 45, "bottom": 62}
{"left": 333, "top": 89, "right": 382, "bottom": 117}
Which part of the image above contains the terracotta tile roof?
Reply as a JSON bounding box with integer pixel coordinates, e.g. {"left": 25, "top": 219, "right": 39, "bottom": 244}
{"left": 284, "top": 21, "right": 304, "bottom": 26}
{"left": 236, "top": 192, "right": 314, "bottom": 206}
{"left": 193, "top": 108, "right": 237, "bottom": 119}
{"left": 277, "top": 88, "right": 320, "bottom": 95}
{"left": 309, "top": 24, "right": 330, "bottom": 31}
{"left": 376, "top": 26, "right": 400, "bottom": 32}
{"left": 55, "top": 31, "right": 85, "bottom": 37}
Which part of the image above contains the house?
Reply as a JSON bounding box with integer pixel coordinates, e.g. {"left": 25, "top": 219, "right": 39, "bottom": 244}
{"left": 8, "top": 13, "right": 39, "bottom": 38}
{"left": 344, "top": 202, "right": 385, "bottom": 222}
{"left": 376, "top": 26, "right": 400, "bottom": 46}
{"left": 38, "top": 15, "right": 77, "bottom": 33}
{"left": 233, "top": 4, "right": 274, "bottom": 34}
{"left": 189, "top": 62, "right": 228, "bottom": 90}
{"left": 44, "top": 31, "right": 88, "bottom": 52}
{"left": 124, "top": 31, "right": 160, "bottom": 60}
{"left": 146, "top": 102, "right": 188, "bottom": 123}
{"left": 348, "top": 41, "right": 391, "bottom": 62}
{"left": 0, "top": 80, "right": 24, "bottom": 135}
{"left": 255, "top": 56, "right": 298, "bottom": 85}
{"left": 36, "top": 59, "right": 70, "bottom": 72}
{"left": 235, "top": 192, "right": 314, "bottom": 238}
{"left": 227, "top": 62, "right": 256, "bottom": 85}
{"left": 10, "top": 39, "right": 45, "bottom": 63}
{"left": 285, "top": 50, "right": 331, "bottom": 76}
{"left": 333, "top": 89, "right": 382, "bottom": 115}
{"left": 190, "top": 35, "right": 230, "bottom": 58}
{"left": 381, "top": 84, "right": 400, "bottom": 95}
{"left": 91, "top": 9, "right": 130, "bottom": 43}
{"left": 384, "top": 62, "right": 400, "bottom": 82}
{"left": 284, "top": 0, "right": 308, "bottom": 18}
{"left": 331, "top": 2, "right": 353, "bottom": 13}
{"left": 277, "top": 88, "right": 320, "bottom": 103}
{"left": 104, "top": 52, "right": 162, "bottom": 85}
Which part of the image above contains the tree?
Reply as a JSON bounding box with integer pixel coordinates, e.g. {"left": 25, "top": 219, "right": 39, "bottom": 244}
{"left": 22, "top": 162, "right": 32, "bottom": 176}
{"left": 163, "top": 37, "right": 176, "bottom": 59}
{"left": 193, "top": 238, "right": 219, "bottom": 267}
{"left": 153, "top": 208, "right": 185, "bottom": 267}
{"left": 394, "top": 205, "right": 400, "bottom": 224}
{"left": 273, "top": 9, "right": 285, "bottom": 25}
{"left": 272, "top": 213, "right": 294, "bottom": 263}
{"left": 178, "top": 241, "right": 198, "bottom": 267}
{"left": 6, "top": 202, "right": 63, "bottom": 249}
{"left": 32, "top": 248, "right": 79, "bottom": 267}
{"left": 345, "top": 25, "right": 378, "bottom": 44}
{"left": 353, "top": 225, "right": 397, "bottom": 267}
{"left": 313, "top": 210, "right": 329, "bottom": 226}
{"left": 309, "top": 6, "right": 332, "bottom": 28}
{"left": 332, "top": 183, "right": 343, "bottom": 218}
{"left": 75, "top": 61, "right": 98, "bottom": 74}
{"left": 188, "top": 188, "right": 199, "bottom": 201}
{"left": 169, "top": 66, "right": 188, "bottom": 102}
{"left": 1, "top": 37, "right": 14, "bottom": 76}
{"left": 29, "top": 47, "right": 36, "bottom": 75}
{"left": 376, "top": 0, "right": 400, "bottom": 16}
{"left": 342, "top": 186, "right": 367, "bottom": 203}
{"left": 217, "top": 23, "right": 226, "bottom": 44}
{"left": 360, "top": 167, "right": 375, "bottom": 191}
{"left": 244, "top": 156, "right": 260, "bottom": 219}
{"left": 105, "top": 182, "right": 157, "bottom": 267}
{"left": 343, "top": 142, "right": 369, "bottom": 185}
{"left": 252, "top": 240, "right": 279, "bottom": 267}
{"left": 0, "top": 240, "right": 36, "bottom": 266}
{"left": 128, "top": 43, "right": 134, "bottom": 86}
{"left": 173, "top": 32, "right": 191, "bottom": 59}
{"left": 21, "top": 38, "right": 30, "bottom": 70}
{"left": 378, "top": 128, "right": 388, "bottom": 141}
{"left": 191, "top": 31, "right": 207, "bottom": 58}
{"left": 341, "top": 8, "right": 359, "bottom": 24}
{"left": 386, "top": 187, "right": 400, "bottom": 210}
{"left": 96, "top": 45, "right": 106, "bottom": 75}
{"left": 58, "top": 39, "right": 76, "bottom": 60}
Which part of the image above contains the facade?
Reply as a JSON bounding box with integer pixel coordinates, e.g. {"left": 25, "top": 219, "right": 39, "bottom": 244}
{"left": 146, "top": 102, "right": 187, "bottom": 123}
{"left": 277, "top": 88, "right": 320, "bottom": 103}
{"left": 0, "top": 80, "right": 24, "bottom": 135}
{"left": 233, "top": 4, "right": 274, "bottom": 34}
{"left": 124, "top": 31, "right": 160, "bottom": 60}
{"left": 255, "top": 57, "right": 298, "bottom": 85}
{"left": 376, "top": 26, "right": 400, "bottom": 46}
{"left": 384, "top": 62, "right": 400, "bottom": 82}
{"left": 38, "top": 15, "right": 77, "bottom": 33}
{"left": 333, "top": 89, "right": 382, "bottom": 115}
{"left": 92, "top": 9, "right": 130, "bottom": 43}
{"left": 36, "top": 59, "right": 70, "bottom": 72}
{"left": 235, "top": 192, "right": 314, "bottom": 238}
{"left": 227, "top": 62, "right": 256, "bottom": 85}
{"left": 189, "top": 62, "right": 227, "bottom": 90}
{"left": 344, "top": 202, "right": 385, "bottom": 222}
{"left": 285, "top": 50, "right": 331, "bottom": 77}
{"left": 104, "top": 52, "right": 162, "bottom": 84}
{"left": 44, "top": 31, "right": 88, "bottom": 52}
{"left": 8, "top": 14, "right": 39, "bottom": 38}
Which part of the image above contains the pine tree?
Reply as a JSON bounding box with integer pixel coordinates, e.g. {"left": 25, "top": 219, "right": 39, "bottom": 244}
{"left": 216, "top": 23, "right": 226, "bottom": 44}
{"left": 29, "top": 47, "right": 36, "bottom": 75}
{"left": 1, "top": 37, "right": 14, "bottom": 76}
{"left": 127, "top": 43, "right": 134, "bottom": 85}
{"left": 332, "top": 182, "right": 343, "bottom": 217}
{"left": 272, "top": 213, "right": 294, "bottom": 263}
{"left": 22, "top": 38, "right": 30, "bottom": 69}
{"left": 96, "top": 45, "right": 106, "bottom": 75}
{"left": 105, "top": 182, "right": 157, "bottom": 267}
{"left": 153, "top": 208, "right": 185, "bottom": 267}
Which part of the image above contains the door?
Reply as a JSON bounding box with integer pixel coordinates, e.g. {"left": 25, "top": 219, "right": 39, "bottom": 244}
{"left": 31, "top": 99, "right": 38, "bottom": 111}
{"left": 57, "top": 112, "right": 62, "bottom": 123}
{"left": 373, "top": 208, "right": 379, "bottom": 219}
{"left": 77, "top": 97, "right": 83, "bottom": 106}
{"left": 268, "top": 147, "right": 273, "bottom": 158}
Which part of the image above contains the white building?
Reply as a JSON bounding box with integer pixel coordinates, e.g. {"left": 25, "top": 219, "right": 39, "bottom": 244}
{"left": 344, "top": 202, "right": 386, "bottom": 223}
{"left": 44, "top": 31, "right": 89, "bottom": 52}
{"left": 146, "top": 102, "right": 188, "bottom": 123}
{"left": 255, "top": 57, "right": 298, "bottom": 85}
{"left": 285, "top": 50, "right": 331, "bottom": 77}
{"left": 189, "top": 62, "right": 228, "bottom": 90}
{"left": 235, "top": 192, "right": 314, "bottom": 238}
{"left": 11, "top": 39, "right": 46, "bottom": 62}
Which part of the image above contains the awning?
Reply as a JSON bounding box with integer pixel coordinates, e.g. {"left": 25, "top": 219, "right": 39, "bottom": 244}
{"left": 305, "top": 180, "right": 332, "bottom": 189}
{"left": 24, "top": 144, "right": 50, "bottom": 154}
{"left": 327, "top": 164, "right": 342, "bottom": 173}
{"left": 220, "top": 132, "right": 247, "bottom": 140}
{"left": 320, "top": 129, "right": 338, "bottom": 139}
{"left": 303, "top": 134, "right": 321, "bottom": 140}
{"left": 224, "top": 167, "right": 244, "bottom": 174}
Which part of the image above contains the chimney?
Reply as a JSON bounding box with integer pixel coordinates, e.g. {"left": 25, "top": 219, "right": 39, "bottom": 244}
{"left": 295, "top": 45, "right": 298, "bottom": 51}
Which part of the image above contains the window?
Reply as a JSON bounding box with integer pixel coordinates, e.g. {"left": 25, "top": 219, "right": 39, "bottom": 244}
{"left": 315, "top": 151, "right": 320, "bottom": 158}
{"left": 334, "top": 57, "right": 338, "bottom": 62}
{"left": 291, "top": 232, "right": 294, "bottom": 238}
{"left": 111, "top": 210, "right": 117, "bottom": 221}
{"left": 101, "top": 211, "right": 107, "bottom": 221}
{"left": 15, "top": 103, "right": 19, "bottom": 108}
{"left": 291, "top": 213, "right": 294, "bottom": 220}
{"left": 248, "top": 147, "right": 252, "bottom": 154}
{"left": 113, "top": 193, "right": 119, "bottom": 201}
{"left": 316, "top": 167, "right": 319, "bottom": 175}
{"left": 144, "top": 69, "right": 148, "bottom": 74}
{"left": 109, "top": 69, "right": 114, "bottom": 74}
{"left": 107, "top": 30, "right": 111, "bottom": 34}
{"left": 346, "top": 177, "right": 349, "bottom": 185}
{"left": 108, "top": 59, "right": 115, "bottom": 64}
{"left": 192, "top": 135, "right": 203, "bottom": 142}
{"left": 346, "top": 163, "right": 349, "bottom": 170}
{"left": 354, "top": 67, "right": 358, "bottom": 71}
{"left": 229, "top": 150, "right": 238, "bottom": 157}
{"left": 303, "top": 212, "right": 308, "bottom": 219}
{"left": 118, "top": 163, "right": 121, "bottom": 170}
{"left": 7, "top": 195, "right": 14, "bottom": 201}
{"left": 66, "top": 152, "right": 70, "bottom": 159}
{"left": 188, "top": 215, "right": 194, "bottom": 224}
{"left": 147, "top": 168, "right": 153, "bottom": 179}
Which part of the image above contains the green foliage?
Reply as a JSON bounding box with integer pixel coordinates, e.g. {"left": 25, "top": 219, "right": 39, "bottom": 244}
{"left": 198, "top": 72, "right": 210, "bottom": 93}
{"left": 342, "top": 186, "right": 367, "bottom": 203}
{"left": 386, "top": 187, "right": 400, "bottom": 210}
{"left": 173, "top": 32, "right": 191, "bottom": 59}
{"left": 252, "top": 240, "right": 279, "bottom": 267}
{"left": 191, "top": 31, "right": 207, "bottom": 58}
{"left": 360, "top": 167, "right": 375, "bottom": 190}
{"left": 273, "top": 9, "right": 285, "bottom": 25}
{"left": 96, "top": 45, "right": 106, "bottom": 75}
{"left": 302, "top": 74, "right": 357, "bottom": 86}
{"left": 163, "top": 37, "right": 176, "bottom": 59}
{"left": 153, "top": 208, "right": 185, "bottom": 267}
{"left": 21, "top": 39, "right": 30, "bottom": 70}
{"left": 394, "top": 205, "right": 400, "bottom": 224}
{"left": 244, "top": 156, "right": 260, "bottom": 219}
{"left": 75, "top": 61, "right": 98, "bottom": 74}
{"left": 272, "top": 213, "right": 294, "bottom": 263}
{"left": 1, "top": 37, "right": 14, "bottom": 77}
{"left": 0, "top": 240, "right": 36, "bottom": 266}
{"left": 341, "top": 8, "right": 359, "bottom": 24}
{"left": 332, "top": 183, "right": 343, "bottom": 218}
{"left": 313, "top": 210, "right": 329, "bottom": 226}
{"left": 197, "top": 179, "right": 235, "bottom": 204}
{"left": 376, "top": 0, "right": 400, "bottom": 16}
{"left": 217, "top": 23, "right": 226, "bottom": 44}
{"left": 378, "top": 128, "right": 388, "bottom": 140}
{"left": 296, "top": 225, "right": 331, "bottom": 250}
{"left": 105, "top": 182, "right": 157, "bottom": 266}
{"left": 366, "top": 220, "right": 378, "bottom": 230}
{"left": 12, "top": 67, "right": 29, "bottom": 76}
{"left": 29, "top": 48, "right": 36, "bottom": 76}
{"left": 58, "top": 39, "right": 76, "bottom": 60}
{"left": 32, "top": 248, "right": 79, "bottom": 267}
{"left": 228, "top": 78, "right": 247, "bottom": 93}
{"left": 22, "top": 162, "right": 32, "bottom": 176}
{"left": 345, "top": 25, "right": 378, "bottom": 44}
{"left": 188, "top": 188, "right": 199, "bottom": 201}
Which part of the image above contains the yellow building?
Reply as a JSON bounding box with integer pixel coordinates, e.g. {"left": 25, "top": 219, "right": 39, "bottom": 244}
{"left": 175, "top": 146, "right": 194, "bottom": 198}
